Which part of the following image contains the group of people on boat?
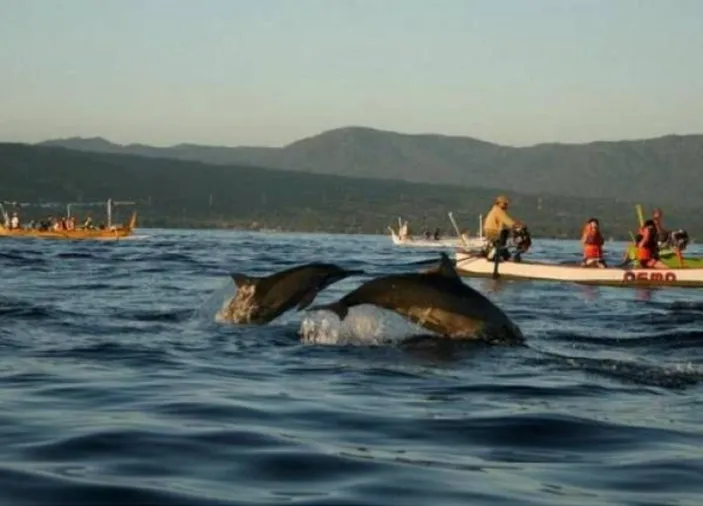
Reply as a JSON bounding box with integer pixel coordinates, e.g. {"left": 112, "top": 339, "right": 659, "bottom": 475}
{"left": 480, "top": 195, "right": 688, "bottom": 269}
{"left": 2, "top": 209, "right": 107, "bottom": 232}
{"left": 395, "top": 219, "right": 445, "bottom": 242}
{"left": 423, "top": 228, "right": 442, "bottom": 241}
{"left": 581, "top": 207, "right": 689, "bottom": 269}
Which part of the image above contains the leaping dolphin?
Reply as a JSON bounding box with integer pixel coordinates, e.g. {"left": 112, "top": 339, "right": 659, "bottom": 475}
{"left": 308, "top": 253, "right": 523, "bottom": 344}
{"left": 217, "top": 262, "right": 365, "bottom": 325}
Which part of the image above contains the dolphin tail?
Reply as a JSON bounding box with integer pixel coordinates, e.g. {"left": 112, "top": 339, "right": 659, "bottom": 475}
{"left": 307, "top": 301, "right": 349, "bottom": 320}
{"left": 422, "top": 253, "right": 460, "bottom": 279}
{"left": 230, "top": 273, "right": 261, "bottom": 288}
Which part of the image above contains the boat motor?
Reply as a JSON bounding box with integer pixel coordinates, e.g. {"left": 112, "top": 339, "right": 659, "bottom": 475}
{"left": 669, "top": 229, "right": 690, "bottom": 252}
{"left": 510, "top": 226, "right": 532, "bottom": 261}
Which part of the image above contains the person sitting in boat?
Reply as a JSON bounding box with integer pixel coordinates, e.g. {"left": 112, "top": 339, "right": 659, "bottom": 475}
{"left": 636, "top": 219, "right": 668, "bottom": 269}
{"left": 483, "top": 195, "right": 524, "bottom": 261}
{"left": 399, "top": 221, "right": 409, "bottom": 241}
{"left": 581, "top": 218, "right": 606, "bottom": 268}
{"left": 9, "top": 211, "right": 20, "bottom": 230}
{"left": 37, "top": 217, "right": 49, "bottom": 231}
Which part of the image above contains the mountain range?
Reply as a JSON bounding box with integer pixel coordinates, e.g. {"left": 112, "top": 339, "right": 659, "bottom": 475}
{"left": 38, "top": 126, "right": 703, "bottom": 207}
{"left": 6, "top": 141, "right": 701, "bottom": 237}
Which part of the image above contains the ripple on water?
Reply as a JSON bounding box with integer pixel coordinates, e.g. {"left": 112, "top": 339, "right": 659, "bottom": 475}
{"left": 1, "top": 230, "right": 703, "bottom": 505}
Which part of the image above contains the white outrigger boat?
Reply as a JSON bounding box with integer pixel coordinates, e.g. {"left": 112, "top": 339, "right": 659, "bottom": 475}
{"left": 454, "top": 251, "right": 703, "bottom": 288}
{"left": 388, "top": 212, "right": 489, "bottom": 250}
{"left": 446, "top": 202, "right": 703, "bottom": 288}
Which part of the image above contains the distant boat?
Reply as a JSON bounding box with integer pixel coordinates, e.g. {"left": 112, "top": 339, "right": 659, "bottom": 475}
{"left": 388, "top": 212, "right": 488, "bottom": 250}
{"left": 0, "top": 199, "right": 138, "bottom": 241}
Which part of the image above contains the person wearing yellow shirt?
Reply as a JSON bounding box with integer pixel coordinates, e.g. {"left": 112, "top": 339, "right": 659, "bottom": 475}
{"left": 483, "top": 195, "right": 524, "bottom": 261}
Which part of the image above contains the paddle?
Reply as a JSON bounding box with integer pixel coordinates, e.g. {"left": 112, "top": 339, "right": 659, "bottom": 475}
{"left": 491, "top": 228, "right": 511, "bottom": 279}
{"left": 635, "top": 203, "right": 645, "bottom": 228}
{"left": 492, "top": 248, "right": 500, "bottom": 279}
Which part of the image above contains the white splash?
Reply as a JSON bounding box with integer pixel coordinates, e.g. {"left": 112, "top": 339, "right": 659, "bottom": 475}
{"left": 299, "top": 305, "right": 435, "bottom": 346}
{"left": 214, "top": 284, "right": 257, "bottom": 324}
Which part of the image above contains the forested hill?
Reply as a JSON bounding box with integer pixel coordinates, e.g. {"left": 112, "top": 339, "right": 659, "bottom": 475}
{"left": 39, "top": 126, "right": 703, "bottom": 208}
{"left": 2, "top": 142, "right": 701, "bottom": 239}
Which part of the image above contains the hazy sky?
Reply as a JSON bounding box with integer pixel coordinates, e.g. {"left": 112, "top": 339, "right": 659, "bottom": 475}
{"left": 1, "top": 0, "right": 702, "bottom": 147}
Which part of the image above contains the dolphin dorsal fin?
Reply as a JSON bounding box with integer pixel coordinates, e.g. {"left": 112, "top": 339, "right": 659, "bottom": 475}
{"left": 435, "top": 253, "right": 460, "bottom": 280}
{"left": 230, "top": 273, "right": 261, "bottom": 288}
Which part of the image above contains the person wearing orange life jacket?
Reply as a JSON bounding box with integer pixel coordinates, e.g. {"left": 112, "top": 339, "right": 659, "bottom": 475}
{"left": 636, "top": 219, "right": 667, "bottom": 269}
{"left": 581, "top": 218, "right": 606, "bottom": 268}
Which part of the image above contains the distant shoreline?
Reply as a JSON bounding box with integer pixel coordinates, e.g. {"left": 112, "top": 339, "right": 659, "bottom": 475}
{"left": 131, "top": 224, "right": 612, "bottom": 241}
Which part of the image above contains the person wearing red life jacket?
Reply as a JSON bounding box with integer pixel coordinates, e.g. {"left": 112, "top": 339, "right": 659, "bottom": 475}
{"left": 637, "top": 219, "right": 668, "bottom": 268}
{"left": 581, "top": 218, "right": 606, "bottom": 268}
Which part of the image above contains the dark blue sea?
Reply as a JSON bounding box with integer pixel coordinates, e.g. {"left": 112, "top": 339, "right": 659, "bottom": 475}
{"left": 2, "top": 229, "right": 703, "bottom": 505}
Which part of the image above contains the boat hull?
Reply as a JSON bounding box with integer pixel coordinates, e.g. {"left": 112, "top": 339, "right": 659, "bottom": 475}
{"left": 454, "top": 252, "right": 703, "bottom": 288}
{"left": 0, "top": 227, "right": 133, "bottom": 240}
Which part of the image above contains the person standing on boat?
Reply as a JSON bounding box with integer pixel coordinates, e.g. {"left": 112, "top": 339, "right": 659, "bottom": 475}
{"left": 581, "top": 218, "right": 606, "bottom": 268}
{"left": 651, "top": 208, "right": 670, "bottom": 249}
{"left": 483, "top": 195, "right": 523, "bottom": 260}
{"left": 637, "top": 219, "right": 667, "bottom": 268}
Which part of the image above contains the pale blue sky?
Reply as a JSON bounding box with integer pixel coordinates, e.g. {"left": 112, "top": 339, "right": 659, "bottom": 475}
{"left": 1, "top": 0, "right": 702, "bottom": 147}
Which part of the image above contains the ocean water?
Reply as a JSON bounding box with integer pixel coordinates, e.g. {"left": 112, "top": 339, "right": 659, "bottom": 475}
{"left": 1, "top": 229, "right": 702, "bottom": 506}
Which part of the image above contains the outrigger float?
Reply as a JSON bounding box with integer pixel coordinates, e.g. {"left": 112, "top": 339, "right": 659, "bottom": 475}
{"left": 0, "top": 199, "right": 138, "bottom": 241}
{"left": 388, "top": 212, "right": 489, "bottom": 250}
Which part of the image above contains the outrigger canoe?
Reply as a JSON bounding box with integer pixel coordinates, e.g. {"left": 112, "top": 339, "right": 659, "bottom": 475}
{"left": 454, "top": 251, "right": 703, "bottom": 288}
{"left": 0, "top": 212, "right": 137, "bottom": 241}
{"left": 388, "top": 212, "right": 489, "bottom": 250}
{"left": 390, "top": 231, "right": 487, "bottom": 250}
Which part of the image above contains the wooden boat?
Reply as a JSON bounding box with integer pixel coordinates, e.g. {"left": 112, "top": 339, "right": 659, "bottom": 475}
{"left": 0, "top": 198, "right": 138, "bottom": 241}
{"left": 454, "top": 251, "right": 703, "bottom": 288}
{"left": 388, "top": 212, "right": 489, "bottom": 250}
{"left": 0, "top": 218, "right": 136, "bottom": 240}
{"left": 0, "top": 212, "right": 137, "bottom": 240}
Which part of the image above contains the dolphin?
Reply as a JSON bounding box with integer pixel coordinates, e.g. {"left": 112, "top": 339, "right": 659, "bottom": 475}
{"left": 217, "top": 262, "right": 365, "bottom": 325}
{"left": 307, "top": 253, "right": 524, "bottom": 344}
